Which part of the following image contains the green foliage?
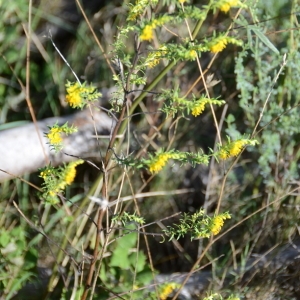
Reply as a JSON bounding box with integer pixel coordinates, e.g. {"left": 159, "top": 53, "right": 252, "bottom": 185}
{"left": 99, "top": 225, "right": 153, "bottom": 299}
{"left": 0, "top": 226, "right": 38, "bottom": 299}
{"left": 2, "top": 0, "right": 300, "bottom": 299}
{"left": 202, "top": 292, "right": 241, "bottom": 300}
{"left": 112, "top": 211, "right": 145, "bottom": 226}
{"left": 232, "top": 2, "right": 300, "bottom": 187}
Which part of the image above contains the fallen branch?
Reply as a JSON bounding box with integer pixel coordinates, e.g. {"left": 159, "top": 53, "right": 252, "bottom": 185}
{"left": 0, "top": 108, "right": 115, "bottom": 181}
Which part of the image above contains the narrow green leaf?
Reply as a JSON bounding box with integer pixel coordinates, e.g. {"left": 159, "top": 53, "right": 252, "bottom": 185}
{"left": 247, "top": 27, "right": 253, "bottom": 49}
{"left": 249, "top": 26, "right": 279, "bottom": 54}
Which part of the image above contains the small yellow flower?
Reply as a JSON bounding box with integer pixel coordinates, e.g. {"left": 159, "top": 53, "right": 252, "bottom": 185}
{"left": 209, "top": 37, "right": 228, "bottom": 53}
{"left": 140, "top": 24, "right": 154, "bottom": 41}
{"left": 219, "top": 0, "right": 239, "bottom": 13}
{"left": 148, "top": 57, "right": 160, "bottom": 68}
{"left": 140, "top": 16, "right": 171, "bottom": 41}
{"left": 66, "top": 82, "right": 84, "bottom": 108}
{"left": 191, "top": 101, "right": 207, "bottom": 116}
{"left": 210, "top": 214, "right": 231, "bottom": 235}
{"left": 63, "top": 160, "right": 84, "bottom": 185}
{"left": 46, "top": 127, "right": 63, "bottom": 145}
{"left": 159, "top": 283, "right": 178, "bottom": 300}
{"left": 210, "top": 215, "right": 225, "bottom": 235}
{"left": 218, "top": 148, "right": 230, "bottom": 160}
{"left": 146, "top": 46, "right": 167, "bottom": 68}
{"left": 229, "top": 139, "right": 247, "bottom": 156}
{"left": 218, "top": 139, "right": 250, "bottom": 160}
{"left": 65, "top": 81, "right": 101, "bottom": 108}
{"left": 127, "top": 0, "right": 158, "bottom": 21}
{"left": 148, "top": 153, "right": 172, "bottom": 174}
{"left": 187, "top": 49, "right": 197, "bottom": 60}
{"left": 64, "top": 167, "right": 77, "bottom": 185}
{"left": 40, "top": 169, "right": 52, "bottom": 179}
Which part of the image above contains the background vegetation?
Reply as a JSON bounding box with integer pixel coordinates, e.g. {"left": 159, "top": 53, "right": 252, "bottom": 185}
{"left": 1, "top": 0, "right": 300, "bottom": 299}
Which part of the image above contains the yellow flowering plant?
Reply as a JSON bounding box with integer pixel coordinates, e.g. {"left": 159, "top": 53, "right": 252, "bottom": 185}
{"left": 159, "top": 89, "right": 226, "bottom": 117}
{"left": 65, "top": 81, "right": 102, "bottom": 109}
{"left": 39, "top": 160, "right": 84, "bottom": 204}
{"left": 45, "top": 122, "right": 77, "bottom": 152}
{"left": 212, "top": 0, "right": 247, "bottom": 13}
{"left": 217, "top": 137, "right": 259, "bottom": 160}
{"left": 28, "top": 0, "right": 271, "bottom": 298}
{"left": 207, "top": 35, "right": 243, "bottom": 53}
{"left": 112, "top": 148, "right": 210, "bottom": 174}
{"left": 127, "top": 0, "right": 159, "bottom": 22}
{"left": 143, "top": 34, "right": 242, "bottom": 67}
{"left": 156, "top": 282, "right": 181, "bottom": 300}
{"left": 139, "top": 15, "right": 174, "bottom": 41}
{"left": 164, "top": 209, "right": 231, "bottom": 241}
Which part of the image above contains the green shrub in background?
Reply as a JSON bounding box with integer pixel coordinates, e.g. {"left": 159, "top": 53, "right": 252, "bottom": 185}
{"left": 1, "top": 0, "right": 300, "bottom": 299}
{"left": 0, "top": 226, "right": 38, "bottom": 298}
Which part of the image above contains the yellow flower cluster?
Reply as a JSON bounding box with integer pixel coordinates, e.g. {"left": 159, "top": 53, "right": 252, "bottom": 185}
{"left": 65, "top": 81, "right": 101, "bottom": 108}
{"left": 159, "top": 283, "right": 179, "bottom": 300}
{"left": 218, "top": 139, "right": 248, "bottom": 160}
{"left": 187, "top": 49, "right": 197, "bottom": 60}
{"left": 40, "top": 160, "right": 84, "bottom": 203}
{"left": 127, "top": 0, "right": 160, "bottom": 21}
{"left": 140, "top": 24, "right": 154, "bottom": 41}
{"left": 146, "top": 46, "right": 167, "bottom": 68}
{"left": 46, "top": 127, "right": 63, "bottom": 145}
{"left": 45, "top": 122, "right": 77, "bottom": 152}
{"left": 148, "top": 152, "right": 172, "bottom": 174}
{"left": 209, "top": 214, "right": 231, "bottom": 235}
{"left": 191, "top": 100, "right": 208, "bottom": 116}
{"left": 40, "top": 168, "right": 52, "bottom": 179}
{"left": 127, "top": 0, "right": 153, "bottom": 21}
{"left": 218, "top": 0, "right": 240, "bottom": 13}
{"left": 209, "top": 36, "right": 228, "bottom": 53}
{"left": 218, "top": 148, "right": 230, "bottom": 160}
{"left": 140, "top": 16, "right": 172, "bottom": 41}
{"left": 230, "top": 139, "right": 247, "bottom": 156}
{"left": 66, "top": 82, "right": 84, "bottom": 108}
{"left": 63, "top": 160, "right": 84, "bottom": 185}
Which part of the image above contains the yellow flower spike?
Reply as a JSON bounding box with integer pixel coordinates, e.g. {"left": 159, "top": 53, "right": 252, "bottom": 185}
{"left": 218, "top": 148, "right": 230, "bottom": 160}
{"left": 140, "top": 24, "right": 154, "bottom": 41}
{"left": 159, "top": 283, "right": 179, "bottom": 300}
{"left": 148, "top": 57, "right": 160, "bottom": 68}
{"left": 210, "top": 213, "right": 231, "bottom": 235}
{"left": 219, "top": 0, "right": 239, "bottom": 13}
{"left": 209, "top": 37, "right": 228, "bottom": 53}
{"left": 46, "top": 127, "right": 63, "bottom": 145}
{"left": 63, "top": 160, "right": 84, "bottom": 185}
{"left": 64, "top": 168, "right": 77, "bottom": 185}
{"left": 46, "top": 122, "right": 77, "bottom": 152}
{"left": 65, "top": 82, "right": 84, "bottom": 108}
{"left": 229, "top": 139, "right": 247, "bottom": 156}
{"left": 65, "top": 81, "right": 101, "bottom": 109}
{"left": 218, "top": 139, "right": 254, "bottom": 160}
{"left": 148, "top": 153, "right": 172, "bottom": 174}
{"left": 187, "top": 49, "right": 197, "bottom": 60}
{"left": 146, "top": 46, "right": 167, "bottom": 68}
{"left": 191, "top": 101, "right": 207, "bottom": 116}
{"left": 140, "top": 16, "right": 172, "bottom": 42}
